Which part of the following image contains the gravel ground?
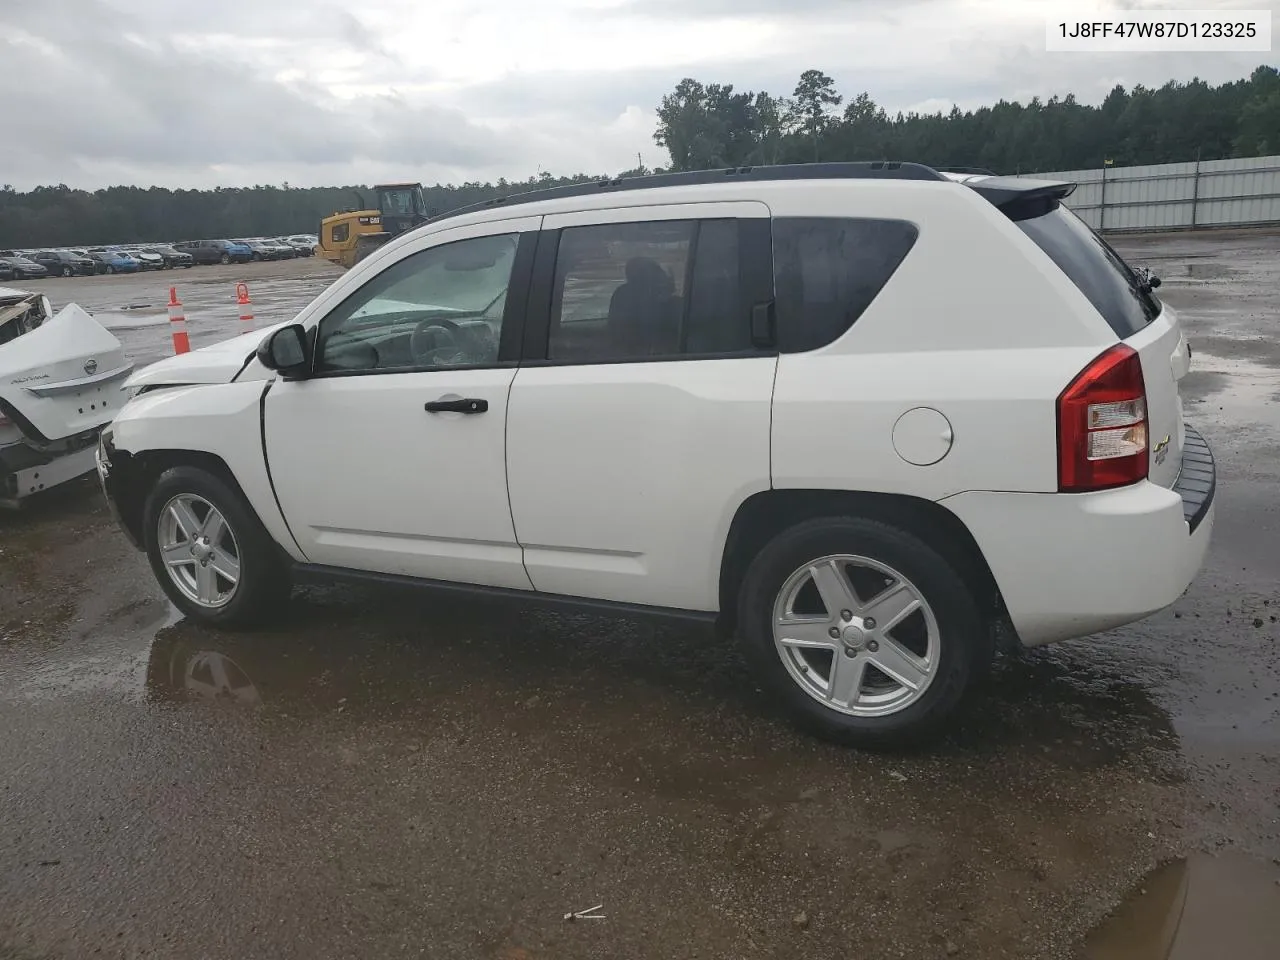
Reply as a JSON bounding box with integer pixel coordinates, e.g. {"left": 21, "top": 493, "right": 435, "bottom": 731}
{"left": 1, "top": 231, "right": 1277, "bottom": 959}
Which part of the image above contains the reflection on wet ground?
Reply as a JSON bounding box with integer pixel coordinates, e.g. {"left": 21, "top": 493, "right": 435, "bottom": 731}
{"left": 2, "top": 547, "right": 1196, "bottom": 958}
{"left": 142, "top": 584, "right": 1181, "bottom": 773}
{"left": 1082, "top": 853, "right": 1280, "bottom": 960}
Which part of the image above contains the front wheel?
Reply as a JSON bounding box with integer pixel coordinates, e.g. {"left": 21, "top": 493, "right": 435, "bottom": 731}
{"left": 220, "top": 253, "right": 231, "bottom": 265}
{"left": 62, "top": 266, "right": 73, "bottom": 277}
{"left": 105, "top": 265, "right": 115, "bottom": 274}
{"left": 737, "top": 516, "right": 990, "bottom": 748}
{"left": 143, "top": 466, "right": 290, "bottom": 627}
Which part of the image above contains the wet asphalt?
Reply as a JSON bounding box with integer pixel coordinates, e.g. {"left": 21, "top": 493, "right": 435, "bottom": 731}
{"left": 2, "top": 236, "right": 1278, "bottom": 959}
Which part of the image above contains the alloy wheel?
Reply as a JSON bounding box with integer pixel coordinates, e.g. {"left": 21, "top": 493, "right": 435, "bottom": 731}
{"left": 156, "top": 494, "right": 242, "bottom": 609}
{"left": 772, "top": 554, "right": 940, "bottom": 717}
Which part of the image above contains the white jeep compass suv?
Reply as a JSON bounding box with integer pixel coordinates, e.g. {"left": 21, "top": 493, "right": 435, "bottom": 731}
{"left": 97, "top": 163, "right": 1214, "bottom": 746}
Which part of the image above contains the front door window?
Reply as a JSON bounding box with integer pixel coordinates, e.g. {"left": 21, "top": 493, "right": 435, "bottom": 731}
{"left": 316, "top": 233, "right": 520, "bottom": 374}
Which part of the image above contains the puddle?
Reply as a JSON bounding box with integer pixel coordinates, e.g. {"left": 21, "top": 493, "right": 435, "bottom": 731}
{"left": 1162, "top": 262, "right": 1239, "bottom": 281}
{"left": 96, "top": 311, "right": 169, "bottom": 330}
{"left": 1081, "top": 853, "right": 1280, "bottom": 959}
{"left": 1179, "top": 350, "right": 1280, "bottom": 405}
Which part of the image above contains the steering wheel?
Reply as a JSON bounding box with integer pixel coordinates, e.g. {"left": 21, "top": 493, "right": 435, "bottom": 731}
{"left": 410, "top": 317, "right": 472, "bottom": 367}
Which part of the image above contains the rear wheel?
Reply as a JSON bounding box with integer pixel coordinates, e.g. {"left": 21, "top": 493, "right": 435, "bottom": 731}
{"left": 143, "top": 466, "right": 290, "bottom": 627}
{"left": 61, "top": 266, "right": 73, "bottom": 277}
{"left": 737, "top": 516, "right": 990, "bottom": 748}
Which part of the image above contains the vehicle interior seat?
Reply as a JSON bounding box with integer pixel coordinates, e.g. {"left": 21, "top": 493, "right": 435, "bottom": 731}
{"left": 607, "top": 257, "right": 682, "bottom": 357}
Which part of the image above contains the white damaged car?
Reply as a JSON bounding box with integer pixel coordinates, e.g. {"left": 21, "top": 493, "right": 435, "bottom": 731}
{"left": 0, "top": 287, "right": 132, "bottom": 506}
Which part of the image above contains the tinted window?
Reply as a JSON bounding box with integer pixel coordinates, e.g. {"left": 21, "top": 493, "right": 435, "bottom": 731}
{"left": 331, "top": 223, "right": 350, "bottom": 244}
{"left": 772, "top": 218, "right": 919, "bottom": 353}
{"left": 685, "top": 219, "right": 748, "bottom": 353}
{"left": 548, "top": 218, "right": 750, "bottom": 362}
{"left": 317, "top": 233, "right": 519, "bottom": 374}
{"left": 1016, "top": 205, "right": 1158, "bottom": 337}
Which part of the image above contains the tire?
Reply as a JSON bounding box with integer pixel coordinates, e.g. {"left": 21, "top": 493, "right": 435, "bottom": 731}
{"left": 105, "top": 266, "right": 115, "bottom": 274}
{"left": 736, "top": 516, "right": 990, "bottom": 748}
{"left": 142, "top": 466, "right": 291, "bottom": 628}
{"left": 252, "top": 253, "right": 262, "bottom": 262}
{"left": 220, "top": 253, "right": 231, "bottom": 265}
{"left": 62, "top": 266, "right": 73, "bottom": 277}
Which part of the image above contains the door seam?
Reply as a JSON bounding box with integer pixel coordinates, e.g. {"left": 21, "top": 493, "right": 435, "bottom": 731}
{"left": 504, "top": 370, "right": 537, "bottom": 591}
{"left": 258, "top": 379, "right": 308, "bottom": 560}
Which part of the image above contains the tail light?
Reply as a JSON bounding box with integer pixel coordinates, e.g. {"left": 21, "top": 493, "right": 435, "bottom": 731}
{"left": 1057, "top": 344, "right": 1148, "bottom": 492}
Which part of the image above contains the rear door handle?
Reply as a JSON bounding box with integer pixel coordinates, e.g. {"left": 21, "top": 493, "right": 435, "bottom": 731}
{"left": 424, "top": 397, "right": 488, "bottom": 414}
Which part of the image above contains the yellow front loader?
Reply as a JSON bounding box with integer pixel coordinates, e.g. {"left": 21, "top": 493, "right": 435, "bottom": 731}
{"left": 317, "top": 183, "right": 430, "bottom": 269}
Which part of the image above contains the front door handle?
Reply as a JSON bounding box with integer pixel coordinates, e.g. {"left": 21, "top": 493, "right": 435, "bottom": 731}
{"left": 424, "top": 397, "right": 488, "bottom": 414}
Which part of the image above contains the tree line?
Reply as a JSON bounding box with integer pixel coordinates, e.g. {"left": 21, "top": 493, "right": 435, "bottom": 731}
{"left": 654, "top": 64, "right": 1280, "bottom": 173}
{"left": 1, "top": 65, "right": 1276, "bottom": 249}
{"left": 0, "top": 175, "right": 605, "bottom": 249}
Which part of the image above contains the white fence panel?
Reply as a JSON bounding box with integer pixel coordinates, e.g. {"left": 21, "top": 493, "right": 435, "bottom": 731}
{"left": 1018, "top": 155, "right": 1280, "bottom": 232}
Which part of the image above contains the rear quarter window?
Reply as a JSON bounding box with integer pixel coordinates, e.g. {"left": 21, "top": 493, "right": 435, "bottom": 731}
{"left": 1015, "top": 205, "right": 1158, "bottom": 338}
{"left": 772, "top": 217, "right": 918, "bottom": 353}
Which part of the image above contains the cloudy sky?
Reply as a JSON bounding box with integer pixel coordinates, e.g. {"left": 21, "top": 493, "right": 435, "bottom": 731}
{"left": 1, "top": 0, "right": 1274, "bottom": 190}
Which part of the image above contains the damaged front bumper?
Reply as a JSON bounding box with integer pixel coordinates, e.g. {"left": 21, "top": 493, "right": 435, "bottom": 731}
{"left": 94, "top": 427, "right": 144, "bottom": 549}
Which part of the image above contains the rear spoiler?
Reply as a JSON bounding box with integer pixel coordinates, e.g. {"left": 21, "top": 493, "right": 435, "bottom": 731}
{"left": 965, "top": 177, "right": 1077, "bottom": 221}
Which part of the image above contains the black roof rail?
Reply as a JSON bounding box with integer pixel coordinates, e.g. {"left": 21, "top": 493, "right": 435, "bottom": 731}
{"left": 422, "top": 161, "right": 948, "bottom": 228}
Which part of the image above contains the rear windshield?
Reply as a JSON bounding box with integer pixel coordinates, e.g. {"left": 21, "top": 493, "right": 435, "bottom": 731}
{"left": 1016, "top": 205, "right": 1159, "bottom": 337}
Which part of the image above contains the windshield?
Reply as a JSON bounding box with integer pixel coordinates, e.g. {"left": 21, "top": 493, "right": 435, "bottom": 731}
{"left": 380, "top": 189, "right": 418, "bottom": 216}
{"left": 1016, "top": 204, "right": 1159, "bottom": 337}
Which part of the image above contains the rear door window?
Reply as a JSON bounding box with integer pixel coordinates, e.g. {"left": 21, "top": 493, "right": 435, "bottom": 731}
{"left": 1015, "top": 205, "right": 1158, "bottom": 337}
{"left": 546, "top": 218, "right": 752, "bottom": 362}
{"left": 772, "top": 218, "right": 919, "bottom": 353}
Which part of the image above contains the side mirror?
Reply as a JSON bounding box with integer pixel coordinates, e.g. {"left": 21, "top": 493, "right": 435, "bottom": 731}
{"left": 256, "top": 324, "right": 310, "bottom": 378}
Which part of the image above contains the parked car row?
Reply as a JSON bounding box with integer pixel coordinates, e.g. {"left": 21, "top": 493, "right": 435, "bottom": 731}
{"left": 0, "top": 235, "right": 319, "bottom": 279}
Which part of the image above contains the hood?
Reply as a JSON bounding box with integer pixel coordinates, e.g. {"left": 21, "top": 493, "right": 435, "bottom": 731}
{"left": 124, "top": 321, "right": 287, "bottom": 390}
